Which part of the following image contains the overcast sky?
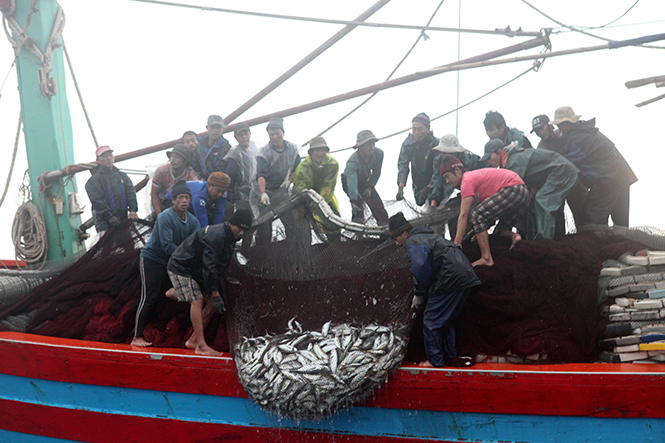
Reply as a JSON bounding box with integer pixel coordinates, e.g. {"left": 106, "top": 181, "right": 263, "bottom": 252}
{"left": 0, "top": 0, "right": 664, "bottom": 254}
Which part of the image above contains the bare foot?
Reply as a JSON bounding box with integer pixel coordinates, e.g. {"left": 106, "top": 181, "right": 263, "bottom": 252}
{"left": 510, "top": 233, "right": 522, "bottom": 249}
{"left": 165, "top": 288, "right": 177, "bottom": 300}
{"left": 418, "top": 360, "right": 434, "bottom": 367}
{"left": 130, "top": 337, "right": 153, "bottom": 347}
{"left": 185, "top": 335, "right": 196, "bottom": 350}
{"left": 472, "top": 257, "right": 494, "bottom": 267}
{"left": 194, "top": 343, "right": 221, "bottom": 356}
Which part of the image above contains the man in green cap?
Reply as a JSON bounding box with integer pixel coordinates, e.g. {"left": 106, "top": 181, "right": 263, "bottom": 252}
{"left": 293, "top": 136, "right": 340, "bottom": 215}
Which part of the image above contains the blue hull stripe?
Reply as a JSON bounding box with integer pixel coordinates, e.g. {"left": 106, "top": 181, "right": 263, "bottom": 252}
{"left": 0, "top": 373, "right": 663, "bottom": 442}
{"left": 0, "top": 430, "right": 81, "bottom": 443}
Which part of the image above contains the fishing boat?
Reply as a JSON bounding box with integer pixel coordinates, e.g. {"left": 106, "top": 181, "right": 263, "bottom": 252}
{"left": 1, "top": 1, "right": 665, "bottom": 442}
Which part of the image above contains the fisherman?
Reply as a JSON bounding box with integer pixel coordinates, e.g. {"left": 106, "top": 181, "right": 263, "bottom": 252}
{"left": 390, "top": 211, "right": 480, "bottom": 368}
{"left": 163, "top": 172, "right": 230, "bottom": 228}
{"left": 181, "top": 130, "right": 202, "bottom": 177}
{"left": 429, "top": 134, "right": 484, "bottom": 208}
{"left": 481, "top": 138, "right": 580, "bottom": 240}
{"left": 131, "top": 181, "right": 201, "bottom": 347}
{"left": 292, "top": 136, "right": 340, "bottom": 215}
{"left": 166, "top": 209, "right": 252, "bottom": 356}
{"left": 483, "top": 110, "right": 533, "bottom": 149}
{"left": 341, "top": 130, "right": 389, "bottom": 225}
{"left": 150, "top": 143, "right": 198, "bottom": 216}
{"left": 550, "top": 106, "right": 637, "bottom": 227}
{"left": 253, "top": 117, "right": 301, "bottom": 244}
{"left": 396, "top": 113, "right": 439, "bottom": 205}
{"left": 222, "top": 122, "right": 258, "bottom": 220}
{"left": 440, "top": 154, "right": 529, "bottom": 267}
{"left": 531, "top": 114, "right": 564, "bottom": 152}
{"left": 85, "top": 145, "right": 139, "bottom": 233}
{"left": 193, "top": 115, "right": 232, "bottom": 179}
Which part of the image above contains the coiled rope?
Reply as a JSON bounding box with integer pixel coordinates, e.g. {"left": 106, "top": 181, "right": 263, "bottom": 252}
{"left": 12, "top": 201, "right": 47, "bottom": 267}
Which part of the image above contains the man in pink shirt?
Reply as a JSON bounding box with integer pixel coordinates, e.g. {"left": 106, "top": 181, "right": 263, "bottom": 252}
{"left": 440, "top": 155, "right": 529, "bottom": 267}
{"left": 151, "top": 144, "right": 199, "bottom": 216}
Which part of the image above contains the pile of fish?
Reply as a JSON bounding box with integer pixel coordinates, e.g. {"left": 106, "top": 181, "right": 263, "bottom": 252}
{"left": 234, "top": 318, "right": 408, "bottom": 420}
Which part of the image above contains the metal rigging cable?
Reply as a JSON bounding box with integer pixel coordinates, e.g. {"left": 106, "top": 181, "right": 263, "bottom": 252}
{"left": 63, "top": 40, "right": 99, "bottom": 148}
{"left": 520, "top": 0, "right": 664, "bottom": 49}
{"left": 329, "top": 61, "right": 542, "bottom": 153}
{"left": 312, "top": 0, "right": 446, "bottom": 144}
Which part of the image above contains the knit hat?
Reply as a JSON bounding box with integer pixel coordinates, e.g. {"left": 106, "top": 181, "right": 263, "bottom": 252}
{"left": 308, "top": 136, "right": 329, "bottom": 154}
{"left": 550, "top": 106, "right": 582, "bottom": 125}
{"left": 229, "top": 209, "right": 252, "bottom": 230}
{"left": 266, "top": 117, "right": 284, "bottom": 132}
{"left": 207, "top": 172, "right": 230, "bottom": 189}
{"left": 167, "top": 143, "right": 190, "bottom": 163}
{"left": 351, "top": 130, "right": 379, "bottom": 149}
{"left": 388, "top": 212, "right": 412, "bottom": 239}
{"left": 207, "top": 115, "right": 224, "bottom": 127}
{"left": 434, "top": 134, "right": 465, "bottom": 153}
{"left": 412, "top": 112, "right": 430, "bottom": 128}
{"left": 480, "top": 139, "right": 506, "bottom": 163}
{"left": 234, "top": 122, "right": 250, "bottom": 137}
{"left": 439, "top": 155, "right": 463, "bottom": 175}
{"left": 170, "top": 180, "right": 191, "bottom": 198}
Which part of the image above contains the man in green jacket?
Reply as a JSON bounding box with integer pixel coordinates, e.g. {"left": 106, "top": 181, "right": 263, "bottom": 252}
{"left": 482, "top": 138, "right": 580, "bottom": 240}
{"left": 396, "top": 113, "right": 439, "bottom": 205}
{"left": 341, "top": 130, "right": 388, "bottom": 225}
{"left": 483, "top": 110, "right": 533, "bottom": 149}
{"left": 293, "top": 136, "right": 340, "bottom": 215}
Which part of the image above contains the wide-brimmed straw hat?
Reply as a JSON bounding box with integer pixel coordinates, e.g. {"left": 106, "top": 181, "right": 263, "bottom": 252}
{"left": 351, "top": 130, "right": 379, "bottom": 149}
{"left": 550, "top": 106, "right": 582, "bottom": 125}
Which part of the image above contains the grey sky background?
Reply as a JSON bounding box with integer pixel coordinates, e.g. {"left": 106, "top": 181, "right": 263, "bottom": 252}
{"left": 0, "top": 0, "right": 663, "bottom": 253}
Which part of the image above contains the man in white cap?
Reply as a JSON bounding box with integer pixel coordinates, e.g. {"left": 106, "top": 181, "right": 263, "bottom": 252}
{"left": 341, "top": 130, "right": 388, "bottom": 224}
{"left": 550, "top": 106, "right": 637, "bottom": 226}
{"left": 85, "top": 146, "right": 138, "bottom": 233}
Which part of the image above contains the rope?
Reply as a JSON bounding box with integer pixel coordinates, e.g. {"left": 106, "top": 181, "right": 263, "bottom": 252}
{"left": 2, "top": 1, "right": 67, "bottom": 98}
{"left": 329, "top": 62, "right": 541, "bottom": 153}
{"left": 309, "top": 0, "right": 446, "bottom": 146}
{"left": 0, "top": 114, "right": 22, "bottom": 210}
{"left": 62, "top": 39, "right": 99, "bottom": 147}
{"left": 12, "top": 201, "right": 47, "bottom": 267}
{"left": 0, "top": 58, "right": 16, "bottom": 99}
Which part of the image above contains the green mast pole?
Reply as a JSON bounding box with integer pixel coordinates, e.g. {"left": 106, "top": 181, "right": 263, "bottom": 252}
{"left": 9, "top": 0, "right": 85, "bottom": 266}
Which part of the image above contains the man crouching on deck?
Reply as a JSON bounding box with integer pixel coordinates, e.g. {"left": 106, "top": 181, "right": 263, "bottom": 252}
{"left": 390, "top": 211, "right": 480, "bottom": 368}
{"left": 166, "top": 209, "right": 252, "bottom": 355}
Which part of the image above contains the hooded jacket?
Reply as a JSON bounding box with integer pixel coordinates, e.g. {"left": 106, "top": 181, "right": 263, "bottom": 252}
{"left": 167, "top": 222, "right": 237, "bottom": 294}
{"left": 405, "top": 225, "right": 480, "bottom": 297}
{"left": 558, "top": 118, "right": 637, "bottom": 187}
{"left": 85, "top": 165, "right": 138, "bottom": 231}
{"left": 341, "top": 147, "right": 384, "bottom": 202}
{"left": 293, "top": 154, "right": 340, "bottom": 213}
{"left": 397, "top": 131, "right": 439, "bottom": 192}
{"left": 194, "top": 135, "right": 232, "bottom": 179}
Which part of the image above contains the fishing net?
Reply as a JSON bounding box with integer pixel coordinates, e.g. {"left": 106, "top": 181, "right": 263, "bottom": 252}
{"left": 0, "top": 188, "right": 663, "bottom": 417}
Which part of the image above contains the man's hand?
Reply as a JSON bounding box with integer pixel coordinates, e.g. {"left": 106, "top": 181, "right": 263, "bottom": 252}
{"left": 396, "top": 187, "right": 404, "bottom": 201}
{"left": 260, "top": 193, "right": 271, "bottom": 206}
{"left": 128, "top": 211, "right": 138, "bottom": 220}
{"left": 108, "top": 215, "right": 121, "bottom": 227}
{"left": 351, "top": 200, "right": 364, "bottom": 220}
{"left": 361, "top": 187, "right": 373, "bottom": 199}
{"left": 411, "top": 295, "right": 426, "bottom": 309}
{"left": 280, "top": 179, "right": 291, "bottom": 189}
{"left": 430, "top": 200, "right": 438, "bottom": 208}
{"left": 212, "top": 292, "right": 226, "bottom": 314}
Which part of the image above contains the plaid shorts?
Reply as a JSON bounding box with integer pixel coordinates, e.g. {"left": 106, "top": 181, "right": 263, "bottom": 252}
{"left": 470, "top": 184, "right": 529, "bottom": 233}
{"left": 168, "top": 271, "right": 204, "bottom": 303}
